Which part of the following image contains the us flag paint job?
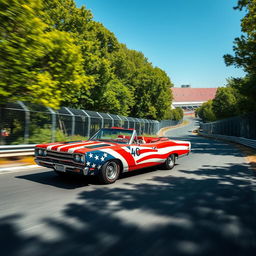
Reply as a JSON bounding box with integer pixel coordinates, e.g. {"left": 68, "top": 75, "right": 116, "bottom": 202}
{"left": 35, "top": 132, "right": 191, "bottom": 177}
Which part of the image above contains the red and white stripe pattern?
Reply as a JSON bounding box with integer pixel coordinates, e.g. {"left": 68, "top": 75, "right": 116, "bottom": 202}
{"left": 120, "top": 144, "right": 189, "bottom": 171}
{"left": 46, "top": 141, "right": 110, "bottom": 153}
{"left": 37, "top": 140, "right": 190, "bottom": 172}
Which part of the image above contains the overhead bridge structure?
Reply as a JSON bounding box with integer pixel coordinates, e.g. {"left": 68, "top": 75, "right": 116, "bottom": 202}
{"left": 171, "top": 87, "right": 217, "bottom": 111}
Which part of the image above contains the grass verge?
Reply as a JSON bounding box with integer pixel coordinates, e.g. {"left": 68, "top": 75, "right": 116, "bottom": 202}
{"left": 0, "top": 156, "right": 36, "bottom": 167}
{"left": 235, "top": 144, "right": 256, "bottom": 171}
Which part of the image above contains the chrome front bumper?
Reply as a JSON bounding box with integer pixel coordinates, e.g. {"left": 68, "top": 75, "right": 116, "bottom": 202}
{"left": 35, "top": 159, "right": 90, "bottom": 175}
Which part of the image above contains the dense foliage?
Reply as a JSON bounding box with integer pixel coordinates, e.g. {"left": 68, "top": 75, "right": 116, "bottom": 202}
{"left": 197, "top": 0, "right": 256, "bottom": 122}
{"left": 196, "top": 100, "right": 216, "bottom": 122}
{"left": 0, "top": 0, "right": 174, "bottom": 120}
{"left": 165, "top": 107, "right": 184, "bottom": 121}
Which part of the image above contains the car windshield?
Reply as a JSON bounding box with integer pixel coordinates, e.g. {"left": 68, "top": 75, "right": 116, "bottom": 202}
{"left": 90, "top": 128, "right": 134, "bottom": 144}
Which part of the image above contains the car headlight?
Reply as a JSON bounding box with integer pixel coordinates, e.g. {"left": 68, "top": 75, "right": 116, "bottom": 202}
{"left": 73, "top": 154, "right": 85, "bottom": 163}
{"left": 35, "top": 148, "right": 47, "bottom": 156}
{"left": 75, "top": 154, "right": 81, "bottom": 162}
{"left": 74, "top": 154, "right": 81, "bottom": 162}
{"left": 80, "top": 155, "right": 85, "bottom": 163}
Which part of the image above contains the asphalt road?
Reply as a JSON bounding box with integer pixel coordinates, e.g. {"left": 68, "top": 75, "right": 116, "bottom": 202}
{"left": 0, "top": 118, "right": 256, "bottom": 256}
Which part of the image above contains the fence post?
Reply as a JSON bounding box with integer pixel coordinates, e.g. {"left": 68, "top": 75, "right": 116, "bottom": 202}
{"left": 116, "top": 115, "right": 123, "bottom": 127}
{"left": 18, "top": 101, "right": 30, "bottom": 144}
{"left": 64, "top": 107, "right": 75, "bottom": 136}
{"left": 47, "top": 107, "right": 56, "bottom": 143}
{"left": 82, "top": 110, "right": 91, "bottom": 138}
{"left": 144, "top": 119, "right": 149, "bottom": 134}
{"left": 134, "top": 118, "right": 139, "bottom": 133}
{"left": 123, "top": 116, "right": 129, "bottom": 129}
{"left": 107, "top": 113, "right": 114, "bottom": 127}
{"left": 156, "top": 121, "right": 160, "bottom": 134}
{"left": 141, "top": 119, "right": 145, "bottom": 134}
{"left": 97, "top": 112, "right": 104, "bottom": 128}
{"left": 138, "top": 118, "right": 142, "bottom": 135}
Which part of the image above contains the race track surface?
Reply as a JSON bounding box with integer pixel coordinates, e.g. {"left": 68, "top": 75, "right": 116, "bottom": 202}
{"left": 0, "top": 118, "right": 256, "bottom": 256}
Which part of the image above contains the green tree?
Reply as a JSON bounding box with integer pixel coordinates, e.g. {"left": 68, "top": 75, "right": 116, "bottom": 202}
{"left": 110, "top": 45, "right": 173, "bottom": 119}
{"left": 0, "top": 0, "right": 174, "bottom": 119}
{"left": 224, "top": 77, "right": 256, "bottom": 113}
{"left": 42, "top": 0, "right": 122, "bottom": 111}
{"left": 100, "top": 79, "right": 134, "bottom": 115}
{"left": 0, "top": 0, "right": 90, "bottom": 108}
{"left": 212, "top": 87, "right": 240, "bottom": 119}
{"left": 0, "top": 0, "right": 46, "bottom": 103}
{"left": 197, "top": 100, "right": 216, "bottom": 122}
{"left": 224, "top": 0, "right": 256, "bottom": 74}
{"left": 224, "top": 0, "right": 256, "bottom": 108}
{"left": 171, "top": 108, "right": 184, "bottom": 121}
{"left": 164, "top": 107, "right": 183, "bottom": 121}
{"left": 30, "top": 30, "right": 91, "bottom": 108}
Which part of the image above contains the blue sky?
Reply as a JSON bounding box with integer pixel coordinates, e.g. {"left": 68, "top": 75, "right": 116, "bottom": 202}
{"left": 76, "top": 0, "right": 245, "bottom": 88}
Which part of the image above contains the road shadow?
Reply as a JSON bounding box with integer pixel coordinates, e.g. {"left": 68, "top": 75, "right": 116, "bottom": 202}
{"left": 3, "top": 161, "right": 256, "bottom": 256}
{"left": 120, "top": 166, "right": 159, "bottom": 179}
{"left": 15, "top": 170, "right": 94, "bottom": 189}
{"left": 169, "top": 134, "right": 245, "bottom": 158}
{"left": 15, "top": 166, "right": 163, "bottom": 189}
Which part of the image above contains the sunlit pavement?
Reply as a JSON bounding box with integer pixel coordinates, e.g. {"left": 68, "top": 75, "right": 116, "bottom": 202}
{"left": 0, "top": 118, "right": 256, "bottom": 256}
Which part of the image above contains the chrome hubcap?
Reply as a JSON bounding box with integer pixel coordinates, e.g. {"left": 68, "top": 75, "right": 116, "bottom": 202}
{"left": 106, "top": 162, "right": 118, "bottom": 180}
{"left": 167, "top": 156, "right": 174, "bottom": 167}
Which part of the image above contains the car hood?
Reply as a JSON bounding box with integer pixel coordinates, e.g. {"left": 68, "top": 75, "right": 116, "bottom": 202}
{"left": 36, "top": 140, "right": 118, "bottom": 154}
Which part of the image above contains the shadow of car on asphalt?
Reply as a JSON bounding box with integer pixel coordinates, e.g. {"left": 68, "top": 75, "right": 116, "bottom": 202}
{"left": 16, "top": 170, "right": 92, "bottom": 189}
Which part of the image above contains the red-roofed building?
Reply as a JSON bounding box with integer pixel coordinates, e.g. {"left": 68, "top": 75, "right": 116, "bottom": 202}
{"left": 171, "top": 87, "right": 218, "bottom": 110}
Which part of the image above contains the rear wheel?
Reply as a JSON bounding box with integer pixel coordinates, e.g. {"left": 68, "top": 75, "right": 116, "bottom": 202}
{"left": 99, "top": 161, "right": 120, "bottom": 184}
{"left": 163, "top": 154, "right": 176, "bottom": 170}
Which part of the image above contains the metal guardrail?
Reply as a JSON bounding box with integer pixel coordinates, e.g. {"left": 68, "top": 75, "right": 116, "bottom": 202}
{"left": 199, "top": 132, "right": 256, "bottom": 150}
{"left": 200, "top": 112, "right": 256, "bottom": 140}
{"left": 0, "top": 144, "right": 36, "bottom": 157}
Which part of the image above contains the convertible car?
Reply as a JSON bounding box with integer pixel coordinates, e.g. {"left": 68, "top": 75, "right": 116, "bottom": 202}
{"left": 35, "top": 127, "right": 191, "bottom": 184}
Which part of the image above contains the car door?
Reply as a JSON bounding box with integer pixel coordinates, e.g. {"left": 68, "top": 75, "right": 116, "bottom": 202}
{"left": 128, "top": 143, "right": 159, "bottom": 170}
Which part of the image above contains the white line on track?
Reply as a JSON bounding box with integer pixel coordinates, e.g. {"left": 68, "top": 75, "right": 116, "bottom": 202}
{"left": 0, "top": 165, "right": 43, "bottom": 174}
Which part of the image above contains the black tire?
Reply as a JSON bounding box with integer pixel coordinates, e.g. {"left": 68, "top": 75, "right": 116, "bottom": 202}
{"left": 162, "top": 154, "right": 176, "bottom": 170}
{"left": 99, "top": 161, "right": 120, "bottom": 184}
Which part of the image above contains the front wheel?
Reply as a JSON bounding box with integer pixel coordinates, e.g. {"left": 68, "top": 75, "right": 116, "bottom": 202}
{"left": 99, "top": 161, "right": 120, "bottom": 184}
{"left": 163, "top": 154, "right": 176, "bottom": 170}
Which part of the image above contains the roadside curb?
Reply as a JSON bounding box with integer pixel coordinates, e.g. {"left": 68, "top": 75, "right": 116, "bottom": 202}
{"left": 198, "top": 132, "right": 256, "bottom": 172}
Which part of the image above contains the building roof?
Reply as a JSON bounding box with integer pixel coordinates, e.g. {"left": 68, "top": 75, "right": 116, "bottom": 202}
{"left": 171, "top": 88, "right": 217, "bottom": 103}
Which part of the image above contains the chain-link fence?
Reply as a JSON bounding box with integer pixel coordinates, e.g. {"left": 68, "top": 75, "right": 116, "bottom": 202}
{"left": 200, "top": 112, "right": 256, "bottom": 140}
{"left": 0, "top": 101, "right": 178, "bottom": 145}
{"left": 159, "top": 119, "right": 182, "bottom": 129}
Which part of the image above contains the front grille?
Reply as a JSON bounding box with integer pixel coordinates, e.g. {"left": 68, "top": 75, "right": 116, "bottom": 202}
{"left": 47, "top": 151, "right": 73, "bottom": 160}
{"left": 37, "top": 157, "right": 83, "bottom": 167}
{"left": 37, "top": 151, "right": 85, "bottom": 167}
